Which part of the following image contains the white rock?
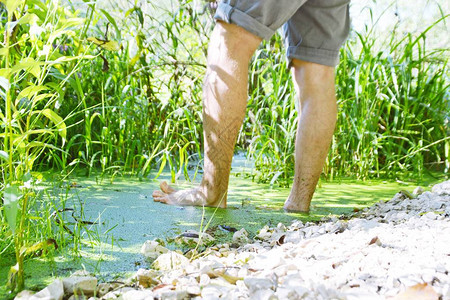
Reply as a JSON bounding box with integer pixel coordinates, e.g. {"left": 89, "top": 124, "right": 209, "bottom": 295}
{"left": 141, "top": 240, "right": 169, "bottom": 260}
{"left": 251, "top": 288, "right": 277, "bottom": 300}
{"left": 284, "top": 230, "right": 304, "bottom": 243}
{"left": 275, "top": 287, "right": 303, "bottom": 300}
{"left": 14, "top": 290, "right": 35, "bottom": 300}
{"left": 413, "top": 186, "right": 425, "bottom": 196}
{"left": 96, "top": 282, "right": 122, "bottom": 298}
{"left": 233, "top": 228, "right": 250, "bottom": 244}
{"left": 184, "top": 285, "right": 201, "bottom": 296}
{"left": 276, "top": 223, "right": 287, "bottom": 232}
{"left": 157, "top": 290, "right": 188, "bottom": 300}
{"left": 431, "top": 180, "right": 450, "bottom": 195}
{"left": 135, "top": 268, "right": 160, "bottom": 288}
{"left": 62, "top": 274, "right": 97, "bottom": 296}
{"left": 199, "top": 274, "right": 211, "bottom": 286}
{"left": 422, "top": 212, "right": 438, "bottom": 220}
{"left": 201, "top": 286, "right": 223, "bottom": 299}
{"left": 256, "top": 226, "right": 272, "bottom": 241}
{"left": 102, "top": 287, "right": 135, "bottom": 299}
{"left": 122, "top": 289, "right": 154, "bottom": 300}
{"left": 30, "top": 279, "right": 64, "bottom": 300}
{"left": 441, "top": 284, "right": 450, "bottom": 300}
{"left": 175, "top": 230, "right": 215, "bottom": 246}
{"left": 348, "top": 219, "right": 379, "bottom": 231}
{"left": 343, "top": 288, "right": 383, "bottom": 300}
{"left": 152, "top": 251, "right": 189, "bottom": 271}
{"left": 244, "top": 277, "right": 275, "bottom": 292}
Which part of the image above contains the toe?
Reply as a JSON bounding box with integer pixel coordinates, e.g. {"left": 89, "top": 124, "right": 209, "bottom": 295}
{"left": 152, "top": 190, "right": 168, "bottom": 203}
{"left": 160, "top": 181, "right": 177, "bottom": 194}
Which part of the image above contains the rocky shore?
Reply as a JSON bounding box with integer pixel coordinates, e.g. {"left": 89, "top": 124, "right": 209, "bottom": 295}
{"left": 16, "top": 181, "right": 450, "bottom": 300}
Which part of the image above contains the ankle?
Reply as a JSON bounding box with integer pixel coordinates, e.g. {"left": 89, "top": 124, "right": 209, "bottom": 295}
{"left": 197, "top": 183, "right": 227, "bottom": 207}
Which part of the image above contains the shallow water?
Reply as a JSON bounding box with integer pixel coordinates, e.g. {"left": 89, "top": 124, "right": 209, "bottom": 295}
{"left": 0, "top": 154, "right": 443, "bottom": 296}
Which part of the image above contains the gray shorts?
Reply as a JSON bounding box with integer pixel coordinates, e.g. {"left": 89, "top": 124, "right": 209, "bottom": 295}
{"left": 214, "top": 0, "right": 350, "bottom": 67}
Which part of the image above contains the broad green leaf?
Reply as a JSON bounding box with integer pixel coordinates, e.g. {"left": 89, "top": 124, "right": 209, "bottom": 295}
{"left": 11, "top": 58, "right": 42, "bottom": 78}
{"left": 125, "top": 7, "right": 144, "bottom": 25}
{"left": 2, "top": 0, "right": 24, "bottom": 14}
{"left": 99, "top": 9, "right": 121, "bottom": 41}
{"left": 0, "top": 150, "right": 9, "bottom": 161}
{"left": 129, "top": 52, "right": 141, "bottom": 67}
{"left": 3, "top": 185, "right": 21, "bottom": 234}
{"left": 24, "top": 129, "right": 54, "bottom": 135}
{"left": 0, "top": 47, "right": 8, "bottom": 56}
{"left": 41, "top": 108, "right": 67, "bottom": 140}
{"left": 32, "top": 93, "right": 53, "bottom": 104}
{"left": 7, "top": 263, "right": 19, "bottom": 292}
{"left": 58, "top": 17, "right": 84, "bottom": 29}
{"left": 16, "top": 85, "right": 48, "bottom": 104}
{"left": 154, "top": 156, "right": 167, "bottom": 179}
{"left": 49, "top": 55, "right": 95, "bottom": 65}
{"left": 22, "top": 239, "right": 58, "bottom": 256}
{"left": 5, "top": 21, "right": 18, "bottom": 35}
{"left": 17, "top": 13, "right": 39, "bottom": 25}
{"left": 25, "top": 141, "right": 62, "bottom": 152}
{"left": 0, "top": 68, "right": 11, "bottom": 77}
{"left": 0, "top": 76, "right": 10, "bottom": 92}
{"left": 27, "top": 0, "right": 47, "bottom": 11}
{"left": 87, "top": 37, "right": 120, "bottom": 51}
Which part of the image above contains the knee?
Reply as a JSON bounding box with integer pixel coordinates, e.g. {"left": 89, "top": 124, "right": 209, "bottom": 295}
{"left": 208, "top": 21, "right": 262, "bottom": 63}
{"left": 291, "top": 59, "right": 336, "bottom": 87}
{"left": 291, "top": 59, "right": 337, "bottom": 104}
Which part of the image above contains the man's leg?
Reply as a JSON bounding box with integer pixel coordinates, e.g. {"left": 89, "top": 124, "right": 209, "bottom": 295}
{"left": 284, "top": 59, "right": 337, "bottom": 212}
{"left": 153, "top": 21, "right": 262, "bottom": 207}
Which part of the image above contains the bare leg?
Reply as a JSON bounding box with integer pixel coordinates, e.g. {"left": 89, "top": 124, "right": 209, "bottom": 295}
{"left": 284, "top": 59, "right": 337, "bottom": 212}
{"left": 153, "top": 22, "right": 262, "bottom": 207}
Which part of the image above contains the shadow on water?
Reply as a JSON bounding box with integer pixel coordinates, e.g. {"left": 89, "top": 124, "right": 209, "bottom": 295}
{"left": 0, "top": 160, "right": 443, "bottom": 296}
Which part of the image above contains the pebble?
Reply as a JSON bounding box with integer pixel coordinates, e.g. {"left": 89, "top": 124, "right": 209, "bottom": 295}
{"left": 135, "top": 268, "right": 160, "bottom": 288}
{"left": 62, "top": 273, "right": 97, "bottom": 296}
{"left": 29, "top": 279, "right": 64, "bottom": 300}
{"left": 14, "top": 290, "right": 35, "bottom": 300}
{"left": 140, "top": 240, "right": 169, "bottom": 260}
{"left": 152, "top": 251, "right": 189, "bottom": 271}
{"left": 232, "top": 228, "right": 250, "bottom": 244}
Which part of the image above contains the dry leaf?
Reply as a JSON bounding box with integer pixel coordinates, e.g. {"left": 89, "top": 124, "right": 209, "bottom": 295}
{"left": 389, "top": 283, "right": 439, "bottom": 300}
{"left": 368, "top": 236, "right": 381, "bottom": 246}
{"left": 87, "top": 37, "right": 120, "bottom": 51}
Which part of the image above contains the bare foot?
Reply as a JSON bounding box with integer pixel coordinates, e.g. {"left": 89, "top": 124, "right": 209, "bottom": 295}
{"left": 283, "top": 196, "right": 310, "bottom": 213}
{"left": 152, "top": 181, "right": 227, "bottom": 208}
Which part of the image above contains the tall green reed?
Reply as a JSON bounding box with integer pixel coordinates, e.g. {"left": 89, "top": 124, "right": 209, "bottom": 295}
{"left": 245, "top": 15, "right": 449, "bottom": 185}
{"left": 6, "top": 0, "right": 447, "bottom": 186}
{"left": 332, "top": 17, "right": 449, "bottom": 180}
{"left": 0, "top": 0, "right": 96, "bottom": 292}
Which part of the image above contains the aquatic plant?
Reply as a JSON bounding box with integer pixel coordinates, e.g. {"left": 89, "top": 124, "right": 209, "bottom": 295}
{"left": 0, "top": 0, "right": 99, "bottom": 292}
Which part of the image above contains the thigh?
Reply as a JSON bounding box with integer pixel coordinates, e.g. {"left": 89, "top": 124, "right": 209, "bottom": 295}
{"left": 214, "top": 0, "right": 307, "bottom": 41}
{"left": 283, "top": 0, "right": 351, "bottom": 67}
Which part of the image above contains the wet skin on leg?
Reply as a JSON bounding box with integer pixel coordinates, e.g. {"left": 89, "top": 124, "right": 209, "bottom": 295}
{"left": 283, "top": 59, "right": 338, "bottom": 212}
{"left": 152, "top": 21, "right": 262, "bottom": 207}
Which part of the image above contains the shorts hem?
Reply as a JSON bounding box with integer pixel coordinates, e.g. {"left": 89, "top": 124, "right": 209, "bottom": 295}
{"left": 214, "top": 2, "right": 275, "bottom": 40}
{"left": 287, "top": 46, "right": 340, "bottom": 67}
